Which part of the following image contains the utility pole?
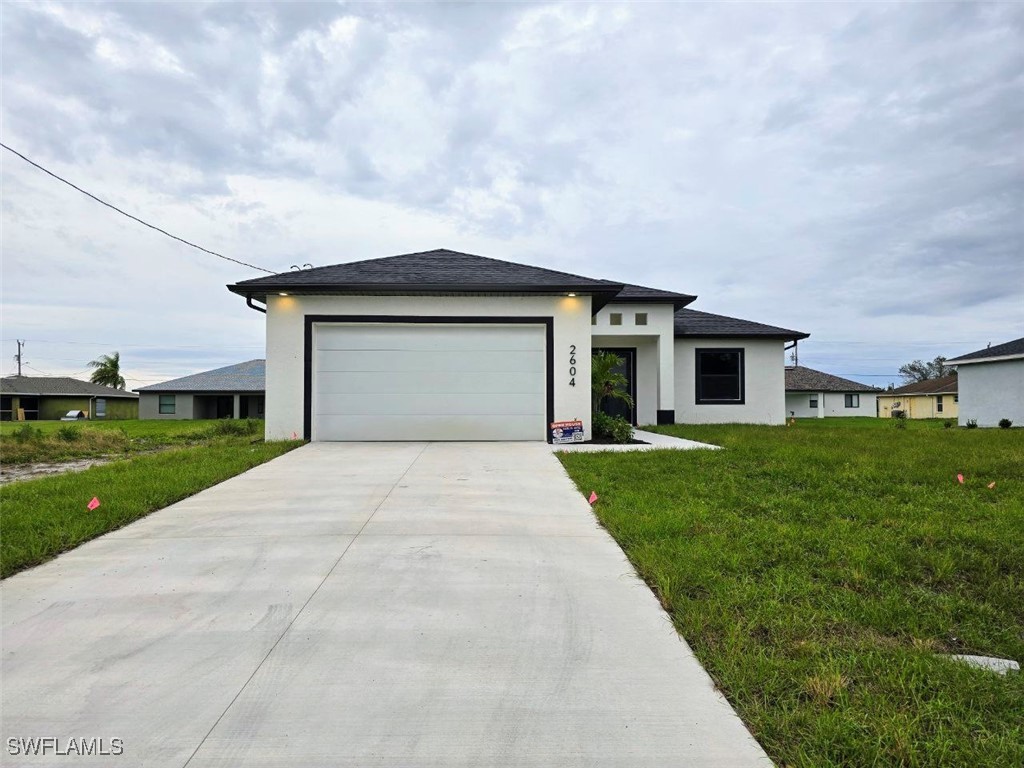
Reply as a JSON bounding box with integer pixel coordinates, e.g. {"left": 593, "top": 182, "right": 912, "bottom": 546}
{"left": 14, "top": 340, "right": 26, "bottom": 376}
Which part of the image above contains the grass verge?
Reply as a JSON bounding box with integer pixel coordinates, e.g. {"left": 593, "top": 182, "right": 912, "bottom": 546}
{"left": 1, "top": 438, "right": 301, "bottom": 578}
{"left": 558, "top": 421, "right": 1024, "bottom": 767}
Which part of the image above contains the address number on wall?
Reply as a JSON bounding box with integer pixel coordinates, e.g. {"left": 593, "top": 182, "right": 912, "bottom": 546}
{"left": 569, "top": 344, "right": 577, "bottom": 387}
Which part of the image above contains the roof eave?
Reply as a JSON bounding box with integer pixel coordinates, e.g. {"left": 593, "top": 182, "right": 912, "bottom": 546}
{"left": 950, "top": 353, "right": 1024, "bottom": 365}
{"left": 675, "top": 330, "right": 811, "bottom": 341}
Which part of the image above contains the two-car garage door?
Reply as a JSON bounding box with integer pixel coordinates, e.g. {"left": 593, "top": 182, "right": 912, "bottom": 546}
{"left": 313, "top": 323, "right": 547, "bottom": 441}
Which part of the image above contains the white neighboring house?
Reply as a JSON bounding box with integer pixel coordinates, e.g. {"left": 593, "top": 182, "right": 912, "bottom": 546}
{"left": 784, "top": 366, "right": 880, "bottom": 418}
{"left": 227, "top": 249, "right": 809, "bottom": 442}
{"left": 948, "top": 337, "right": 1024, "bottom": 427}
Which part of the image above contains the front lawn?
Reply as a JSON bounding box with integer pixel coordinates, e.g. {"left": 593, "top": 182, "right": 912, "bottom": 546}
{"left": 1, "top": 436, "right": 301, "bottom": 578}
{"left": 558, "top": 421, "right": 1024, "bottom": 767}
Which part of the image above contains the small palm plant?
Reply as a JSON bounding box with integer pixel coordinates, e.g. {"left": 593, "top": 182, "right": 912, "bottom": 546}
{"left": 87, "top": 351, "right": 126, "bottom": 390}
{"left": 591, "top": 352, "right": 634, "bottom": 412}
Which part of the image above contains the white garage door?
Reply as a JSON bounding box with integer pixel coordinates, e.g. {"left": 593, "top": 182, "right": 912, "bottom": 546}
{"left": 313, "top": 323, "right": 547, "bottom": 441}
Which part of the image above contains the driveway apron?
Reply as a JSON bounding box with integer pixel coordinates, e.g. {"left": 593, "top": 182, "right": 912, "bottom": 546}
{"left": 2, "top": 442, "right": 770, "bottom": 767}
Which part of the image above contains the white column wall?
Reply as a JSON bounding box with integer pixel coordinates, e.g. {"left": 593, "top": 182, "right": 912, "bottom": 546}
{"left": 674, "top": 338, "right": 786, "bottom": 425}
{"left": 264, "top": 294, "right": 593, "bottom": 441}
{"left": 957, "top": 359, "right": 1024, "bottom": 427}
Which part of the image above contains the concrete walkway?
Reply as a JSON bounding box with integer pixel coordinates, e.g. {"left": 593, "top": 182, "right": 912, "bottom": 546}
{"left": 551, "top": 428, "right": 720, "bottom": 453}
{"left": 2, "top": 443, "right": 770, "bottom": 767}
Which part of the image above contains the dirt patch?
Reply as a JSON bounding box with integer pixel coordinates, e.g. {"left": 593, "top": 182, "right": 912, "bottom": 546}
{"left": 0, "top": 448, "right": 173, "bottom": 486}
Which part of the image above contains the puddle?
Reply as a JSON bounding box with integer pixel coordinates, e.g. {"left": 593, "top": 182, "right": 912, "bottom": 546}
{"left": 0, "top": 457, "right": 123, "bottom": 486}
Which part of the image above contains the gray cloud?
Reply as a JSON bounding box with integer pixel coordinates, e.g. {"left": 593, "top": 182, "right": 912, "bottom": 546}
{"left": 2, "top": 1, "right": 1021, "bottom": 384}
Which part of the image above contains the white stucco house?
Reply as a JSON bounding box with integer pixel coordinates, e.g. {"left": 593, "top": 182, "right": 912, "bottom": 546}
{"left": 948, "top": 337, "right": 1024, "bottom": 427}
{"left": 785, "top": 366, "right": 880, "bottom": 418}
{"left": 227, "top": 249, "right": 808, "bottom": 442}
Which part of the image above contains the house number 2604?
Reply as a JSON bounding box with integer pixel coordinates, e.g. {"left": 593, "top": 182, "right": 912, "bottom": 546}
{"left": 569, "top": 344, "right": 577, "bottom": 386}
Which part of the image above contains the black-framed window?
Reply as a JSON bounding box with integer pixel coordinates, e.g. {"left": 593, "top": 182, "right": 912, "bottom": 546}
{"left": 158, "top": 394, "right": 176, "bottom": 415}
{"left": 845, "top": 393, "right": 860, "bottom": 408}
{"left": 809, "top": 395, "right": 818, "bottom": 408}
{"left": 695, "top": 348, "right": 744, "bottom": 404}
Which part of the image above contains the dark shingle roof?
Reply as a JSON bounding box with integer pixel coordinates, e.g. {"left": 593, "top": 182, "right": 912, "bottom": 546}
{"left": 949, "top": 336, "right": 1024, "bottom": 364}
{"left": 674, "top": 309, "right": 809, "bottom": 340}
{"left": 609, "top": 283, "right": 696, "bottom": 309}
{"left": 785, "top": 366, "right": 880, "bottom": 393}
{"left": 0, "top": 377, "right": 138, "bottom": 398}
{"left": 888, "top": 374, "right": 958, "bottom": 395}
{"left": 229, "top": 249, "right": 624, "bottom": 301}
{"left": 135, "top": 360, "right": 265, "bottom": 393}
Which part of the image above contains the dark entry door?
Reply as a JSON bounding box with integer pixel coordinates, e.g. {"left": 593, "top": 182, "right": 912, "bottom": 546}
{"left": 215, "top": 396, "right": 234, "bottom": 419}
{"left": 593, "top": 348, "right": 637, "bottom": 425}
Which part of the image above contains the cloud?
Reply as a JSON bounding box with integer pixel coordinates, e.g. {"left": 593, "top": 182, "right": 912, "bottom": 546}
{"left": 2, "top": 1, "right": 1021, "bottom": 386}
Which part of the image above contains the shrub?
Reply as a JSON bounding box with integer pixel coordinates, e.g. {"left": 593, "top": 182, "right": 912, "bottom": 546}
{"left": 998, "top": 418, "right": 1013, "bottom": 429}
{"left": 11, "top": 424, "right": 39, "bottom": 443}
{"left": 56, "top": 425, "right": 82, "bottom": 442}
{"left": 592, "top": 411, "right": 634, "bottom": 443}
{"left": 943, "top": 420, "right": 954, "bottom": 429}
{"left": 966, "top": 419, "right": 979, "bottom": 429}
{"left": 208, "top": 418, "right": 263, "bottom": 437}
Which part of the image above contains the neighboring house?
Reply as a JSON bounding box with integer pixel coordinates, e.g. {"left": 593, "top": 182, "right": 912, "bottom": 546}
{"left": 877, "top": 375, "right": 959, "bottom": 420}
{"left": 784, "top": 366, "right": 880, "bottom": 418}
{"left": 227, "top": 249, "right": 808, "bottom": 442}
{"left": 135, "top": 360, "right": 265, "bottom": 420}
{"left": 0, "top": 376, "right": 138, "bottom": 421}
{"left": 948, "top": 336, "right": 1024, "bottom": 427}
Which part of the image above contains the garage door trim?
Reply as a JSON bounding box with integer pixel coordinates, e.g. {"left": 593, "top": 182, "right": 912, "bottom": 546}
{"left": 303, "top": 315, "right": 555, "bottom": 442}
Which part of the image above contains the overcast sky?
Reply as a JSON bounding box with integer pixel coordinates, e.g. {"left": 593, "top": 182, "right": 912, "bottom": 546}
{"left": 2, "top": 1, "right": 1021, "bottom": 389}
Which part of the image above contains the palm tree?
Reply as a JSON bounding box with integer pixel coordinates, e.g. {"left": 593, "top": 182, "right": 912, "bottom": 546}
{"left": 87, "top": 351, "right": 126, "bottom": 390}
{"left": 591, "top": 352, "right": 634, "bottom": 413}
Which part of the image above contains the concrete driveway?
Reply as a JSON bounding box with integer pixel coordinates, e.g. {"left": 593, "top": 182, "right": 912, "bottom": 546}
{"left": 2, "top": 443, "right": 770, "bottom": 767}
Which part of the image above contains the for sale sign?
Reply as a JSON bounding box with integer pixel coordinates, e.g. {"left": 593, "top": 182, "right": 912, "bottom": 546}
{"left": 551, "top": 420, "right": 585, "bottom": 444}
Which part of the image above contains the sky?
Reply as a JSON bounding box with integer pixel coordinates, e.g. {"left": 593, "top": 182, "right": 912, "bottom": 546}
{"left": 2, "top": 1, "right": 1022, "bottom": 390}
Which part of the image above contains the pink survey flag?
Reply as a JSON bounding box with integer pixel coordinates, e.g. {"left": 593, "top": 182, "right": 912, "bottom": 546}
{"left": 87, "top": 497, "right": 100, "bottom": 511}
{"left": 292, "top": 431, "right": 298, "bottom": 440}
{"left": 957, "top": 474, "right": 965, "bottom": 485}
{"left": 988, "top": 482, "right": 996, "bottom": 489}
{"left": 588, "top": 491, "right": 598, "bottom": 505}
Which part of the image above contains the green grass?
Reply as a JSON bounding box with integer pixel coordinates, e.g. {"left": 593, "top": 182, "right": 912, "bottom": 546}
{"left": 558, "top": 420, "right": 1024, "bottom": 767}
{"left": 0, "top": 419, "right": 262, "bottom": 464}
{"left": 0, "top": 437, "right": 301, "bottom": 578}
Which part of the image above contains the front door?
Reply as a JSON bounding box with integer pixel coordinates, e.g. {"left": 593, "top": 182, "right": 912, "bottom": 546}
{"left": 593, "top": 348, "right": 637, "bottom": 425}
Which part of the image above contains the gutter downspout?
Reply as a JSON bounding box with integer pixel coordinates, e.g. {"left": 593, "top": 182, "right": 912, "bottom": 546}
{"left": 246, "top": 296, "right": 267, "bottom": 314}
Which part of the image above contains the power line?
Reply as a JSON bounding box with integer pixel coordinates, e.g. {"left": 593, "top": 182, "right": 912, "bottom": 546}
{"left": 0, "top": 142, "right": 275, "bottom": 275}
{"left": 2, "top": 338, "right": 264, "bottom": 350}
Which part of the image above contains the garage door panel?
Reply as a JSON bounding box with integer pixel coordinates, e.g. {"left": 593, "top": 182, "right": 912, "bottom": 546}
{"left": 316, "top": 324, "right": 543, "bottom": 352}
{"left": 313, "top": 323, "right": 547, "bottom": 441}
{"left": 315, "top": 370, "right": 543, "bottom": 396}
{"left": 316, "top": 349, "right": 543, "bottom": 374}
{"left": 316, "top": 393, "right": 544, "bottom": 417}
{"left": 315, "top": 415, "right": 542, "bottom": 442}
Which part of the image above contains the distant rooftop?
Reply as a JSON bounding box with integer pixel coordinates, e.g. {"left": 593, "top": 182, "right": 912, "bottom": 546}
{"left": 674, "top": 309, "right": 809, "bottom": 340}
{"left": 949, "top": 336, "right": 1024, "bottom": 364}
{"left": 135, "top": 360, "right": 265, "bottom": 393}
{"left": 785, "top": 366, "right": 880, "bottom": 393}
{"left": 0, "top": 376, "right": 138, "bottom": 398}
{"left": 888, "top": 374, "right": 958, "bottom": 396}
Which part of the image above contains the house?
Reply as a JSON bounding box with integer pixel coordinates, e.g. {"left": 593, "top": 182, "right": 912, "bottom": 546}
{"left": 784, "top": 366, "right": 880, "bottom": 418}
{"left": 227, "top": 249, "right": 808, "bottom": 442}
{"left": 136, "top": 360, "right": 265, "bottom": 420}
{"left": 948, "top": 337, "right": 1024, "bottom": 427}
{"left": 0, "top": 376, "right": 138, "bottom": 421}
{"left": 877, "top": 375, "right": 958, "bottom": 420}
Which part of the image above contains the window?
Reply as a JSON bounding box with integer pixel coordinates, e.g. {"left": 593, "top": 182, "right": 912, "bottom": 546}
{"left": 591, "top": 315, "right": 597, "bottom": 326}
{"left": 695, "top": 349, "right": 744, "bottom": 404}
{"left": 809, "top": 395, "right": 818, "bottom": 408}
{"left": 159, "top": 395, "right": 176, "bottom": 415}
{"left": 845, "top": 394, "right": 860, "bottom": 408}
{"left": 610, "top": 312, "right": 622, "bottom": 326}
{"left": 635, "top": 312, "right": 648, "bottom": 326}
{"left": 936, "top": 395, "right": 943, "bottom": 413}
{"left": 95, "top": 398, "right": 106, "bottom": 418}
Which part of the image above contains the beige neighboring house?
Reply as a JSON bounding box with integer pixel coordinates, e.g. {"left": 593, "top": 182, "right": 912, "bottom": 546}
{"left": 877, "top": 374, "right": 958, "bottom": 420}
{"left": 948, "top": 336, "right": 1024, "bottom": 427}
